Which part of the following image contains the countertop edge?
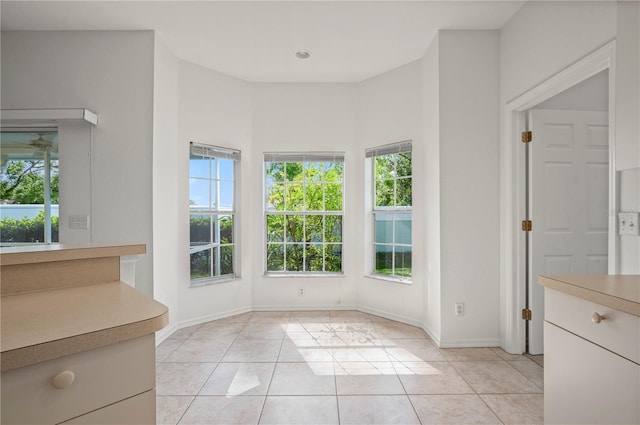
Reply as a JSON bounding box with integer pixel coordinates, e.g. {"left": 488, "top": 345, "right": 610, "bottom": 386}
{"left": 539, "top": 276, "right": 640, "bottom": 317}
{"left": 0, "top": 310, "right": 168, "bottom": 372}
{"left": 0, "top": 244, "right": 146, "bottom": 266}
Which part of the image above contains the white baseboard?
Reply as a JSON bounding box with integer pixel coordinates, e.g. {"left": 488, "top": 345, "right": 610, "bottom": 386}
{"left": 437, "top": 337, "right": 502, "bottom": 348}
{"left": 155, "top": 323, "right": 179, "bottom": 346}
{"left": 355, "top": 305, "right": 424, "bottom": 329}
{"left": 420, "top": 321, "right": 442, "bottom": 347}
{"left": 155, "top": 305, "right": 252, "bottom": 346}
{"left": 157, "top": 304, "right": 502, "bottom": 351}
{"left": 251, "top": 304, "right": 358, "bottom": 312}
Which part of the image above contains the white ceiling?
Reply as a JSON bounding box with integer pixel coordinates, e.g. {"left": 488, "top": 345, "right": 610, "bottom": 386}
{"left": 1, "top": 1, "right": 525, "bottom": 82}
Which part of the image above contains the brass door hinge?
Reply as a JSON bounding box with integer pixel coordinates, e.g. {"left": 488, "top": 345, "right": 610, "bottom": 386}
{"left": 522, "top": 308, "right": 532, "bottom": 321}
{"left": 521, "top": 220, "right": 532, "bottom": 231}
{"left": 522, "top": 131, "right": 532, "bottom": 143}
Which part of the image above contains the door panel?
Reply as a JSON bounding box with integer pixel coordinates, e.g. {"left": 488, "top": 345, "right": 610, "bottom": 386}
{"left": 528, "top": 109, "right": 609, "bottom": 354}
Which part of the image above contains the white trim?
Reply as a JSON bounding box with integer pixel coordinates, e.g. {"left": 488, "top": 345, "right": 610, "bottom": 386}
{"left": 155, "top": 306, "right": 253, "bottom": 346}
{"left": 1, "top": 108, "right": 98, "bottom": 125}
{"left": 506, "top": 41, "right": 615, "bottom": 110}
{"left": 501, "top": 40, "right": 616, "bottom": 354}
{"left": 356, "top": 305, "right": 424, "bottom": 329}
{"left": 156, "top": 304, "right": 501, "bottom": 350}
{"left": 250, "top": 304, "right": 358, "bottom": 312}
{"left": 155, "top": 323, "right": 179, "bottom": 346}
{"left": 420, "top": 321, "right": 441, "bottom": 347}
{"left": 364, "top": 274, "right": 412, "bottom": 285}
{"left": 437, "top": 338, "right": 502, "bottom": 349}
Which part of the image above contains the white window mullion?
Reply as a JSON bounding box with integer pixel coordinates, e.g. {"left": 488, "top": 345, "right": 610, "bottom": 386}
{"left": 369, "top": 141, "right": 412, "bottom": 281}
{"left": 190, "top": 143, "right": 239, "bottom": 284}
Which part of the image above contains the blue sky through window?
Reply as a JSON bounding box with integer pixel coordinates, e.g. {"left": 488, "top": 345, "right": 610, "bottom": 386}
{"left": 189, "top": 157, "right": 234, "bottom": 211}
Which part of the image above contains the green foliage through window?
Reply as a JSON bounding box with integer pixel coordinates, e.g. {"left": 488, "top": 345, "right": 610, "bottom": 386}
{"left": 265, "top": 159, "right": 344, "bottom": 273}
{"left": 0, "top": 210, "right": 59, "bottom": 244}
{"left": 1, "top": 160, "right": 59, "bottom": 204}
{"left": 371, "top": 147, "right": 412, "bottom": 279}
{"left": 189, "top": 145, "right": 238, "bottom": 282}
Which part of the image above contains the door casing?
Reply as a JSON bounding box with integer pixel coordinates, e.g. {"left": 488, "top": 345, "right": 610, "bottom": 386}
{"left": 500, "top": 40, "right": 617, "bottom": 354}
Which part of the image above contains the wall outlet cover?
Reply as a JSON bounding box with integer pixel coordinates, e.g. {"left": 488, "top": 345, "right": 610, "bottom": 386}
{"left": 618, "top": 212, "right": 640, "bottom": 236}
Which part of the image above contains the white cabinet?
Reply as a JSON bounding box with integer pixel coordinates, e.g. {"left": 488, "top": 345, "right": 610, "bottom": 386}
{"left": 0, "top": 243, "right": 167, "bottom": 425}
{"left": 1, "top": 335, "right": 155, "bottom": 425}
{"left": 544, "top": 288, "right": 640, "bottom": 425}
{"left": 60, "top": 390, "right": 156, "bottom": 424}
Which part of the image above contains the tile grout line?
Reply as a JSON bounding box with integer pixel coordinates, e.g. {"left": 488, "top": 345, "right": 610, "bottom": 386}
{"left": 175, "top": 317, "right": 252, "bottom": 424}
{"left": 477, "top": 393, "right": 508, "bottom": 425}
{"left": 256, "top": 317, "right": 288, "bottom": 425}
{"left": 160, "top": 310, "right": 543, "bottom": 425}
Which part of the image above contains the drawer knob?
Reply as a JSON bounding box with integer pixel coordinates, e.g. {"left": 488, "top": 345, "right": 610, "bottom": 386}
{"left": 52, "top": 370, "right": 75, "bottom": 389}
{"left": 591, "top": 312, "right": 606, "bottom": 323}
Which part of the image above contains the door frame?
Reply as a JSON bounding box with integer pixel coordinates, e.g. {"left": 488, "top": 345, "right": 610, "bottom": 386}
{"left": 500, "top": 40, "right": 617, "bottom": 354}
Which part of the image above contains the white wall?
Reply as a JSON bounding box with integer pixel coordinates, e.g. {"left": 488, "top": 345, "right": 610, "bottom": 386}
{"left": 57, "top": 120, "right": 93, "bottom": 245}
{"left": 421, "top": 34, "right": 442, "bottom": 343}
{"left": 535, "top": 70, "right": 608, "bottom": 112}
{"left": 152, "top": 36, "right": 181, "bottom": 336}
{"left": 438, "top": 31, "right": 501, "bottom": 346}
{"left": 251, "top": 83, "right": 359, "bottom": 310}
{"left": 619, "top": 167, "right": 640, "bottom": 274}
{"left": 1, "top": 31, "right": 156, "bottom": 296}
{"left": 357, "top": 61, "right": 425, "bottom": 325}
{"left": 499, "top": 1, "right": 640, "bottom": 349}
{"left": 500, "top": 2, "right": 617, "bottom": 104}
{"left": 177, "top": 60, "right": 254, "bottom": 324}
{"left": 615, "top": 1, "right": 640, "bottom": 171}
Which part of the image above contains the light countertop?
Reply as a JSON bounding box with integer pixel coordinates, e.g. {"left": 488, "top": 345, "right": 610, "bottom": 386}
{"left": 539, "top": 274, "right": 640, "bottom": 317}
{"left": 0, "top": 243, "right": 146, "bottom": 266}
{"left": 0, "top": 243, "right": 168, "bottom": 372}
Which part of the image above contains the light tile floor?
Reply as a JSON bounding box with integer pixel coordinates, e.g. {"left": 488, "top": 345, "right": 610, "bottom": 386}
{"left": 156, "top": 311, "right": 543, "bottom": 425}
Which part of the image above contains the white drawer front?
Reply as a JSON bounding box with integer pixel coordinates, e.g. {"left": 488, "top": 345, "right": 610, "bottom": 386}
{"left": 60, "top": 389, "right": 156, "bottom": 425}
{"left": 545, "top": 322, "right": 640, "bottom": 424}
{"left": 545, "top": 288, "right": 640, "bottom": 364}
{"left": 1, "top": 334, "right": 155, "bottom": 425}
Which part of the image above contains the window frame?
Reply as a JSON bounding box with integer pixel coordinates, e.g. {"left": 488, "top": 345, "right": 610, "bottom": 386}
{"left": 263, "top": 152, "right": 345, "bottom": 277}
{"left": 189, "top": 142, "right": 240, "bottom": 286}
{"left": 366, "top": 141, "right": 412, "bottom": 283}
{"left": 0, "top": 129, "right": 59, "bottom": 246}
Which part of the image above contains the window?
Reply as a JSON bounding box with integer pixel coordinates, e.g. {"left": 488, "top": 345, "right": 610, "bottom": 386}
{"left": 264, "top": 153, "right": 344, "bottom": 274}
{"left": 0, "top": 131, "right": 59, "bottom": 246}
{"left": 189, "top": 143, "right": 239, "bottom": 284}
{"left": 367, "top": 141, "right": 412, "bottom": 280}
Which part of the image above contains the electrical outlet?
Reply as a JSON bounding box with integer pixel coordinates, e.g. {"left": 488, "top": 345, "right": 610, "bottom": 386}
{"left": 298, "top": 288, "right": 305, "bottom": 297}
{"left": 618, "top": 212, "right": 640, "bottom": 236}
{"left": 69, "top": 214, "right": 89, "bottom": 229}
{"left": 455, "top": 303, "right": 464, "bottom": 317}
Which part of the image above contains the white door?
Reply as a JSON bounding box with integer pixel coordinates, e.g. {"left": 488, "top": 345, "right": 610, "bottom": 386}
{"left": 528, "top": 109, "right": 609, "bottom": 354}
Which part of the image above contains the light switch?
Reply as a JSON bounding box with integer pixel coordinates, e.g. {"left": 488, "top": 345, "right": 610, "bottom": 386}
{"left": 618, "top": 212, "right": 639, "bottom": 236}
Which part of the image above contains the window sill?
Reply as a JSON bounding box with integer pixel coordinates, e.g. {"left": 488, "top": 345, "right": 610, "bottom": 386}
{"left": 263, "top": 272, "right": 345, "bottom": 278}
{"left": 365, "top": 274, "right": 412, "bottom": 285}
{"left": 190, "top": 275, "right": 237, "bottom": 287}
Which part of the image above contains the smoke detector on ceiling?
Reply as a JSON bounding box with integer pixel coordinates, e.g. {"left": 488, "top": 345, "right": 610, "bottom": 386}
{"left": 295, "top": 50, "right": 311, "bottom": 59}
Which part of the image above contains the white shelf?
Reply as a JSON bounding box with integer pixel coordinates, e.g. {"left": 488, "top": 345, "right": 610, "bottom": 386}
{"left": 1, "top": 108, "right": 98, "bottom": 126}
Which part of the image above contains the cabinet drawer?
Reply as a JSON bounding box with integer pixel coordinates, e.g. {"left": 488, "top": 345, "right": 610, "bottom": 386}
{"left": 60, "top": 389, "right": 156, "bottom": 425}
{"left": 545, "top": 321, "right": 640, "bottom": 424}
{"left": 1, "top": 334, "right": 155, "bottom": 425}
{"left": 545, "top": 288, "right": 640, "bottom": 364}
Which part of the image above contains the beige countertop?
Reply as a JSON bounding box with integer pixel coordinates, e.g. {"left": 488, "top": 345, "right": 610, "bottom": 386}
{"left": 1, "top": 281, "right": 168, "bottom": 372}
{"left": 0, "top": 243, "right": 146, "bottom": 266}
{"left": 539, "top": 274, "right": 640, "bottom": 317}
{"left": 0, "top": 243, "right": 168, "bottom": 372}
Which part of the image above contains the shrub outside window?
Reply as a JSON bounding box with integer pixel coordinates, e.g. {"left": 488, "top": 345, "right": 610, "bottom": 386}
{"left": 0, "top": 131, "right": 59, "bottom": 245}
{"left": 264, "top": 153, "right": 344, "bottom": 275}
{"left": 367, "top": 141, "right": 412, "bottom": 280}
{"left": 189, "top": 143, "right": 239, "bottom": 284}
